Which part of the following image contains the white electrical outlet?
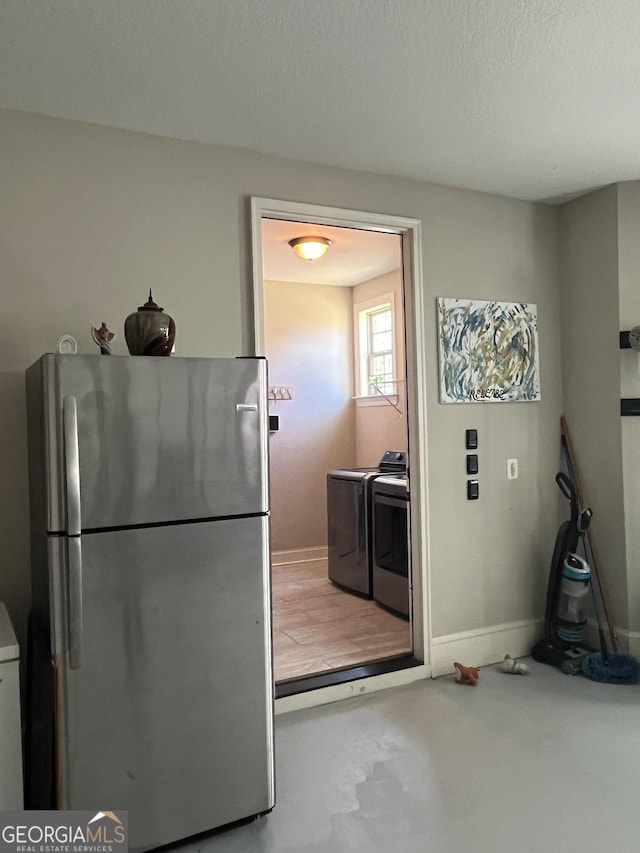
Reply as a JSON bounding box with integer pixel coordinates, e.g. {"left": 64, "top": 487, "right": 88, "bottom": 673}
{"left": 507, "top": 458, "right": 518, "bottom": 480}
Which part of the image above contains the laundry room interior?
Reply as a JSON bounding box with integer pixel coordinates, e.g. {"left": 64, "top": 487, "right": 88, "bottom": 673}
{"left": 261, "top": 218, "right": 414, "bottom": 688}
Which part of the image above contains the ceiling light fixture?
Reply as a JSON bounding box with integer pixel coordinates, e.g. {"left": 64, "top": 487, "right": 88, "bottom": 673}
{"left": 288, "top": 236, "right": 332, "bottom": 261}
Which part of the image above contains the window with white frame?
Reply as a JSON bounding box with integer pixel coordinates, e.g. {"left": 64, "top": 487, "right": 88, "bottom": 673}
{"left": 355, "top": 294, "right": 396, "bottom": 398}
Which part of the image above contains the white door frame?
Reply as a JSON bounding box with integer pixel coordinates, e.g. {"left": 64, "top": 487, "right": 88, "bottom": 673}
{"left": 250, "top": 197, "right": 432, "bottom": 714}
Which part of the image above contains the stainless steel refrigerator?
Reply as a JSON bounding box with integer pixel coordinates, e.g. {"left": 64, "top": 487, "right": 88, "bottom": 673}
{"left": 25, "top": 354, "right": 275, "bottom": 851}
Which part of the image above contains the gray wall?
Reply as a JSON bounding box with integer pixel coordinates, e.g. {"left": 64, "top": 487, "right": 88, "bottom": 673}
{"left": 1, "top": 108, "right": 563, "bottom": 650}
{"left": 616, "top": 182, "right": 640, "bottom": 635}
{"left": 264, "top": 280, "right": 355, "bottom": 552}
{"left": 559, "top": 186, "right": 628, "bottom": 631}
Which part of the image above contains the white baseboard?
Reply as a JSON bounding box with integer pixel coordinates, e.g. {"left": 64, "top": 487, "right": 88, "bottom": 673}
{"left": 430, "top": 618, "right": 543, "bottom": 678}
{"left": 272, "top": 546, "right": 328, "bottom": 566}
{"left": 628, "top": 632, "right": 640, "bottom": 657}
{"left": 583, "top": 621, "right": 640, "bottom": 656}
{"left": 583, "top": 620, "right": 617, "bottom": 653}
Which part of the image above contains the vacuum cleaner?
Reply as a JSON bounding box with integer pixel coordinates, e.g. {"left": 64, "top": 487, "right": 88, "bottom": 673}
{"left": 533, "top": 469, "right": 640, "bottom": 683}
{"left": 532, "top": 472, "right": 594, "bottom": 672}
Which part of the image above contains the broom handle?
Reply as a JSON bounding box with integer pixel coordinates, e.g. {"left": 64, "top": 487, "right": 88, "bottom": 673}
{"left": 587, "top": 537, "right": 609, "bottom": 656}
{"left": 560, "top": 417, "right": 620, "bottom": 652}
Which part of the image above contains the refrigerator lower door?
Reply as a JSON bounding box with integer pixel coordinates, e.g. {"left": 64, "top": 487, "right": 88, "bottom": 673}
{"left": 53, "top": 516, "right": 274, "bottom": 852}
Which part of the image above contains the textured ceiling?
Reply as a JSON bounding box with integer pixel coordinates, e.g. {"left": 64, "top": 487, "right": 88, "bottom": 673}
{"left": 2, "top": 0, "right": 640, "bottom": 203}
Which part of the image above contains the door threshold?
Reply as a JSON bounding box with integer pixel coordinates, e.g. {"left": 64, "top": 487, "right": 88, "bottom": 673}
{"left": 275, "top": 654, "right": 421, "bottom": 699}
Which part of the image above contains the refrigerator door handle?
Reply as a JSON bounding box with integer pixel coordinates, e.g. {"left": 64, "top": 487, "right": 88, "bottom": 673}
{"left": 67, "top": 536, "right": 83, "bottom": 670}
{"left": 63, "top": 395, "right": 82, "bottom": 536}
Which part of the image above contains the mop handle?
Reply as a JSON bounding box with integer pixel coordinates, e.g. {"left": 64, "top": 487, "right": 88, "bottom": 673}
{"left": 561, "top": 417, "right": 619, "bottom": 653}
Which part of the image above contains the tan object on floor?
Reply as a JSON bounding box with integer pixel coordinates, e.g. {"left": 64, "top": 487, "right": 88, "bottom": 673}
{"left": 453, "top": 661, "right": 480, "bottom": 685}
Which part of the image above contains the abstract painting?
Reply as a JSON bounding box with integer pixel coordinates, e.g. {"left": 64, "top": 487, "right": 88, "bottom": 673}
{"left": 437, "top": 298, "right": 540, "bottom": 403}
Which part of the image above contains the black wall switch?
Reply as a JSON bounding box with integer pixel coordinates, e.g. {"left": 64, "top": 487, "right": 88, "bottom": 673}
{"left": 465, "top": 429, "right": 478, "bottom": 449}
{"left": 467, "top": 480, "right": 479, "bottom": 500}
{"left": 466, "top": 454, "right": 479, "bottom": 475}
{"left": 269, "top": 414, "right": 280, "bottom": 432}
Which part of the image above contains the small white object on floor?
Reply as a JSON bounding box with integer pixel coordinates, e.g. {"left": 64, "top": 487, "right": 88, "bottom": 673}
{"left": 502, "top": 654, "right": 529, "bottom": 675}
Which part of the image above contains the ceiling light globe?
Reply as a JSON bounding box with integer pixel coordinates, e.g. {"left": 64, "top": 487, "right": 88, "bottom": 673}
{"left": 288, "top": 236, "right": 332, "bottom": 261}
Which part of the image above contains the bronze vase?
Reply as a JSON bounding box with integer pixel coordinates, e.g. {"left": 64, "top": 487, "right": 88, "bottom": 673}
{"left": 124, "top": 291, "right": 176, "bottom": 356}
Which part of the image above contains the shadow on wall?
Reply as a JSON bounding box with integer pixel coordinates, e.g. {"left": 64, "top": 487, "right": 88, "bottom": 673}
{"left": 0, "top": 371, "right": 32, "bottom": 654}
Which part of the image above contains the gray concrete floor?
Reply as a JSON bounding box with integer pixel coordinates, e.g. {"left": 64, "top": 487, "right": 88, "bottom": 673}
{"left": 182, "top": 659, "right": 640, "bottom": 853}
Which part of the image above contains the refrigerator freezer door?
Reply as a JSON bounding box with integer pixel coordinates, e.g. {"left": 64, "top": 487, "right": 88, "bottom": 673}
{"left": 52, "top": 516, "right": 274, "bottom": 851}
{"left": 27, "top": 355, "right": 268, "bottom": 532}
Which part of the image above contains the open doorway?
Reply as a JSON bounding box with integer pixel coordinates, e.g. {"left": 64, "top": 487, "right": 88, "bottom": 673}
{"left": 251, "top": 199, "right": 430, "bottom": 700}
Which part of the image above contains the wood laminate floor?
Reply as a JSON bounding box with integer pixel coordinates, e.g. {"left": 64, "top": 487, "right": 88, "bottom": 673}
{"left": 272, "top": 558, "right": 412, "bottom": 683}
